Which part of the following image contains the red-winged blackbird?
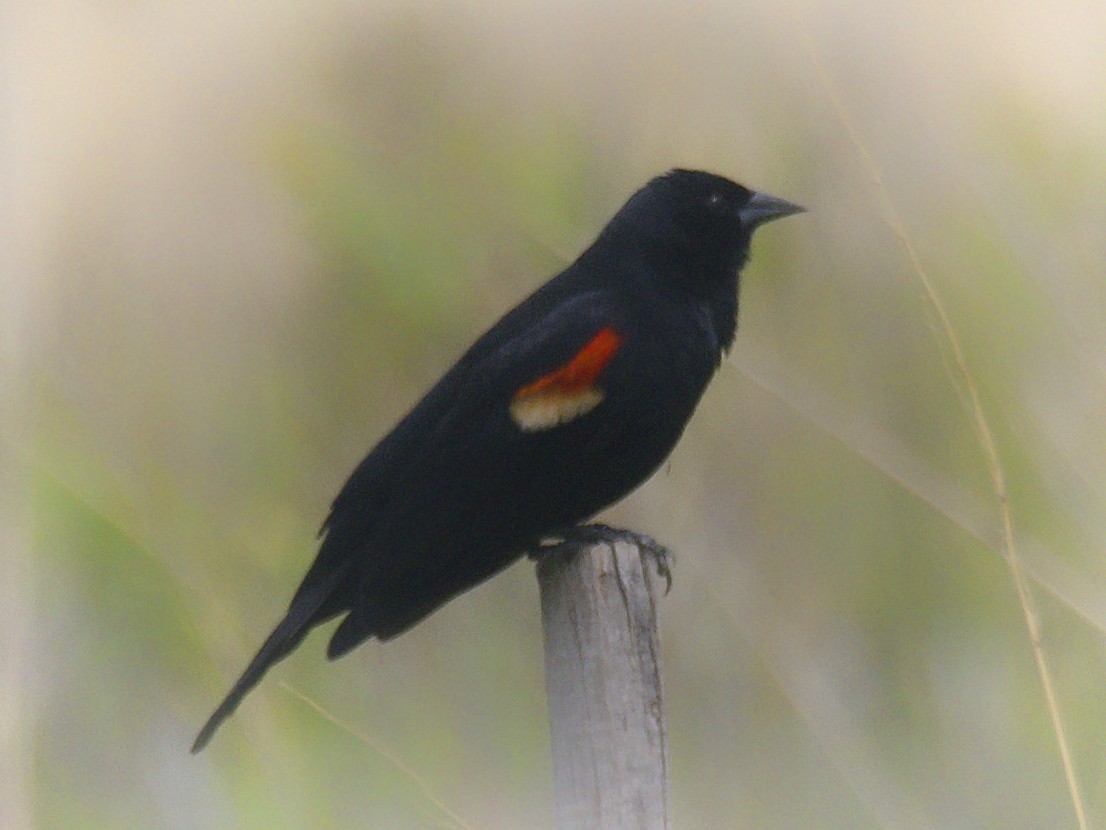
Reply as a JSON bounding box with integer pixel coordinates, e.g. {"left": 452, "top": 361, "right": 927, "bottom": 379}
{"left": 192, "top": 169, "right": 802, "bottom": 751}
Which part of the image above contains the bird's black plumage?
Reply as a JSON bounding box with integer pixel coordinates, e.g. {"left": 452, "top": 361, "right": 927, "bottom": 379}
{"left": 192, "top": 169, "right": 802, "bottom": 751}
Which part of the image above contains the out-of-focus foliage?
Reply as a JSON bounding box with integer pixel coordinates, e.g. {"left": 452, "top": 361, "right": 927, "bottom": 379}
{"left": 4, "top": 1, "right": 1105, "bottom": 828}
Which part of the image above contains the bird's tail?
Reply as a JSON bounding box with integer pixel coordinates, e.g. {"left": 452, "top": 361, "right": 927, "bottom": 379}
{"left": 191, "top": 564, "right": 349, "bottom": 753}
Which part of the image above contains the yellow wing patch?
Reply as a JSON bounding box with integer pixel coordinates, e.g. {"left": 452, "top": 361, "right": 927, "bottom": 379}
{"left": 509, "top": 327, "right": 623, "bottom": 432}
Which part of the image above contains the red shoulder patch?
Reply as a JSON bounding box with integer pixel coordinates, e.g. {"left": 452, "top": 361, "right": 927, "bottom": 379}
{"left": 510, "top": 327, "right": 623, "bottom": 431}
{"left": 517, "top": 327, "right": 623, "bottom": 397}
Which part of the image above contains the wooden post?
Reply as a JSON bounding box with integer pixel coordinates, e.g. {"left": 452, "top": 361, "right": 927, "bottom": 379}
{"left": 536, "top": 539, "right": 669, "bottom": 830}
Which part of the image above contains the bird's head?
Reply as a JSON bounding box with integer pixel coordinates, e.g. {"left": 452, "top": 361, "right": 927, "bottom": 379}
{"left": 653, "top": 168, "right": 802, "bottom": 253}
{"left": 605, "top": 168, "right": 803, "bottom": 282}
{"left": 587, "top": 169, "right": 803, "bottom": 353}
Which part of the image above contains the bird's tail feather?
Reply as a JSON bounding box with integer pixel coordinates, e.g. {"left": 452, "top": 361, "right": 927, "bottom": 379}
{"left": 191, "top": 564, "right": 349, "bottom": 753}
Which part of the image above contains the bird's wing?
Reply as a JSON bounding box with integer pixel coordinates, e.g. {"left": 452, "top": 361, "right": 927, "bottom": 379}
{"left": 324, "top": 290, "right": 653, "bottom": 651}
{"left": 291, "top": 286, "right": 616, "bottom": 603}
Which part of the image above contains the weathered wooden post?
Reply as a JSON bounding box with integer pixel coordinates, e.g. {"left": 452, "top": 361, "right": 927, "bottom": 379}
{"left": 536, "top": 538, "right": 669, "bottom": 830}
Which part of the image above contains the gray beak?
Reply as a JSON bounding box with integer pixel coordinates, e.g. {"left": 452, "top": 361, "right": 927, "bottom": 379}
{"left": 739, "top": 191, "right": 805, "bottom": 227}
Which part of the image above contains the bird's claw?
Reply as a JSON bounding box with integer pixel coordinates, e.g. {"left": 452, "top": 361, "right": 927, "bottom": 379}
{"left": 532, "top": 523, "right": 674, "bottom": 595}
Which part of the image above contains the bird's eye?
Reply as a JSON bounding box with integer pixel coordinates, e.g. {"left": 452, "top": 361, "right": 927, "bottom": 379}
{"left": 707, "top": 193, "right": 725, "bottom": 210}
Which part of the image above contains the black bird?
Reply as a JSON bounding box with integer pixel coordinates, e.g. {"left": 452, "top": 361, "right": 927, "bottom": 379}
{"left": 193, "top": 169, "right": 802, "bottom": 751}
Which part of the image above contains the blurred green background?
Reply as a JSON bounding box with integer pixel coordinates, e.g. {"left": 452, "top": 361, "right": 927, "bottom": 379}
{"left": 4, "top": 0, "right": 1106, "bottom": 827}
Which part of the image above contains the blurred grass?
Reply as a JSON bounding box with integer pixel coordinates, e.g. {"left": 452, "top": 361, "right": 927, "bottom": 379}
{"left": 5, "top": 0, "right": 1106, "bottom": 828}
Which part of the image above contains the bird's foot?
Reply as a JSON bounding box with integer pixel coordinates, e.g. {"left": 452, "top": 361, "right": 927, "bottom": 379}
{"left": 531, "top": 523, "right": 674, "bottom": 594}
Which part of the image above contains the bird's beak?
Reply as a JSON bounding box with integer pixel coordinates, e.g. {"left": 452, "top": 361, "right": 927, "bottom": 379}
{"left": 740, "top": 191, "right": 805, "bottom": 227}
